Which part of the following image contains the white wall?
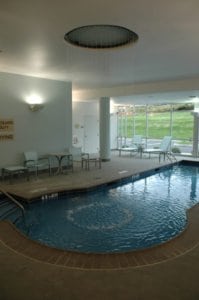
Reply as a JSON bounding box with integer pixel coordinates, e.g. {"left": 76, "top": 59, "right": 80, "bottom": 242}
{"left": 0, "top": 72, "right": 72, "bottom": 168}
{"left": 72, "top": 101, "right": 118, "bottom": 152}
{"left": 72, "top": 101, "right": 99, "bottom": 152}
{"left": 73, "top": 77, "right": 199, "bottom": 102}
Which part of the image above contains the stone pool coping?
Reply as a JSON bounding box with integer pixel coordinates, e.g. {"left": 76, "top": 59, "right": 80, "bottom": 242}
{"left": 0, "top": 159, "right": 179, "bottom": 202}
{"left": 0, "top": 203, "right": 199, "bottom": 270}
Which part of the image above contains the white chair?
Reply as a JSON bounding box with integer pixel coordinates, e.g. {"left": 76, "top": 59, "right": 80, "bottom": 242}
{"left": 24, "top": 151, "right": 51, "bottom": 176}
{"left": 118, "top": 135, "right": 143, "bottom": 156}
{"left": 142, "top": 136, "right": 172, "bottom": 161}
{"left": 67, "top": 146, "right": 89, "bottom": 170}
{"left": 85, "top": 152, "right": 101, "bottom": 170}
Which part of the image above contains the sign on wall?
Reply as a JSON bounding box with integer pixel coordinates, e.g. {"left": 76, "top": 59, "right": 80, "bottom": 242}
{"left": 0, "top": 119, "right": 14, "bottom": 141}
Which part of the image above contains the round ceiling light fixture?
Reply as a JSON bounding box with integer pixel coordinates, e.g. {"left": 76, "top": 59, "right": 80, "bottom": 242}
{"left": 64, "top": 25, "right": 139, "bottom": 49}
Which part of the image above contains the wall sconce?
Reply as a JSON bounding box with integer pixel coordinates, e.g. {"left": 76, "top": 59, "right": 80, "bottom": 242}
{"left": 28, "top": 103, "right": 44, "bottom": 112}
{"left": 26, "top": 94, "right": 44, "bottom": 112}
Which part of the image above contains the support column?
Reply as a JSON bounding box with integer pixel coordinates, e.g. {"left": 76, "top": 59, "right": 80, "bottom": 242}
{"left": 100, "top": 97, "right": 110, "bottom": 161}
{"left": 191, "top": 111, "right": 199, "bottom": 157}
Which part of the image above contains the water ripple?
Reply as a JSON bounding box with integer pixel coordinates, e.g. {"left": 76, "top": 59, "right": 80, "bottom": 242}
{"left": 16, "top": 164, "right": 199, "bottom": 253}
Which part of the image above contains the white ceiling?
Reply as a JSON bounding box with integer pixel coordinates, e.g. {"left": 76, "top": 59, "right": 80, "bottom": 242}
{"left": 1, "top": 0, "right": 199, "bottom": 104}
{"left": 113, "top": 91, "right": 199, "bottom": 106}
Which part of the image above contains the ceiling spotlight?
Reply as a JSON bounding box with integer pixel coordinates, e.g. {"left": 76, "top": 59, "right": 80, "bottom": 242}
{"left": 64, "top": 25, "right": 139, "bottom": 49}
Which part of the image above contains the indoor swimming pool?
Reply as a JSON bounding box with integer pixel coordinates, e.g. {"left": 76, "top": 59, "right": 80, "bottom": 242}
{"left": 15, "top": 162, "right": 199, "bottom": 253}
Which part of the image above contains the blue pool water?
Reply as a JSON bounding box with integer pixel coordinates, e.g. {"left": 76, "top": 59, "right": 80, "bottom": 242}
{"left": 16, "top": 163, "right": 199, "bottom": 253}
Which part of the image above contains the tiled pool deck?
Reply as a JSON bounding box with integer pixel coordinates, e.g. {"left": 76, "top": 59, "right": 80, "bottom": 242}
{"left": 1, "top": 154, "right": 199, "bottom": 299}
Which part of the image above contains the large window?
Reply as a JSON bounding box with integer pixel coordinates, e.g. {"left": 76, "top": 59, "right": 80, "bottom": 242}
{"left": 147, "top": 105, "right": 171, "bottom": 139}
{"left": 172, "top": 108, "right": 193, "bottom": 141}
{"left": 172, "top": 104, "right": 193, "bottom": 154}
{"left": 134, "top": 106, "right": 146, "bottom": 137}
{"left": 117, "top": 103, "right": 194, "bottom": 155}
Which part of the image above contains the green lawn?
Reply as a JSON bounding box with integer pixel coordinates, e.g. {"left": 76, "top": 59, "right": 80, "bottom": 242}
{"left": 119, "top": 110, "right": 193, "bottom": 141}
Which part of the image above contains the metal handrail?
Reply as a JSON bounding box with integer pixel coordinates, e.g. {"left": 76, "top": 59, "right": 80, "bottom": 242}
{"left": 0, "top": 186, "right": 25, "bottom": 217}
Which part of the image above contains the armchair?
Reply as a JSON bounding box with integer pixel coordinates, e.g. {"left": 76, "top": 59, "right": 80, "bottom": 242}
{"left": 68, "top": 146, "right": 89, "bottom": 170}
{"left": 24, "top": 151, "right": 51, "bottom": 176}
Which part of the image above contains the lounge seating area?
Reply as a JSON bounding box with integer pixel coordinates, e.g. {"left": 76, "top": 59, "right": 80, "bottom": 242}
{"left": 117, "top": 135, "right": 176, "bottom": 162}
{"left": 0, "top": 151, "right": 179, "bottom": 200}
{"left": 1, "top": 147, "right": 102, "bottom": 184}
{"left": 118, "top": 135, "right": 143, "bottom": 156}
{"left": 1, "top": 151, "right": 52, "bottom": 184}
{"left": 24, "top": 151, "right": 51, "bottom": 176}
{"left": 1, "top": 137, "right": 177, "bottom": 185}
{"left": 141, "top": 136, "right": 174, "bottom": 162}
{"left": 67, "top": 146, "right": 88, "bottom": 170}
{"left": 2, "top": 165, "right": 29, "bottom": 184}
{"left": 68, "top": 146, "right": 101, "bottom": 170}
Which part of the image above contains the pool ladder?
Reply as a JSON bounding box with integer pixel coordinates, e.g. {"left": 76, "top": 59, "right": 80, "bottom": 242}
{"left": 0, "top": 186, "right": 25, "bottom": 222}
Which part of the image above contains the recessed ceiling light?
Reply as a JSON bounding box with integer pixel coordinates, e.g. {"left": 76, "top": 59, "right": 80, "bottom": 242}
{"left": 64, "top": 25, "right": 139, "bottom": 49}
